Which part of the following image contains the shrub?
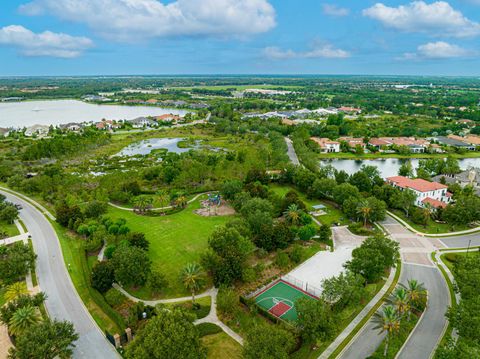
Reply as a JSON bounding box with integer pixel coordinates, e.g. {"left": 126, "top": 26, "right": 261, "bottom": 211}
{"left": 104, "top": 288, "right": 126, "bottom": 308}
{"left": 242, "top": 267, "right": 256, "bottom": 283}
{"left": 275, "top": 252, "right": 290, "bottom": 269}
{"left": 217, "top": 287, "right": 239, "bottom": 317}
{"left": 197, "top": 322, "right": 222, "bottom": 337}
{"left": 91, "top": 261, "right": 115, "bottom": 293}
{"left": 289, "top": 245, "right": 302, "bottom": 264}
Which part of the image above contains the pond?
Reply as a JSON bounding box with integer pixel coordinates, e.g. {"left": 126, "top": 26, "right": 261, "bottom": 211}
{"left": 320, "top": 158, "right": 480, "bottom": 178}
{"left": 116, "top": 138, "right": 193, "bottom": 157}
{"left": 0, "top": 100, "right": 188, "bottom": 128}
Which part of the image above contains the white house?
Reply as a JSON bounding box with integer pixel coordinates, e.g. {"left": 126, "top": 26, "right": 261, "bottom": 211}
{"left": 311, "top": 137, "right": 341, "bottom": 153}
{"left": 25, "top": 124, "right": 49, "bottom": 137}
{"left": 128, "top": 117, "right": 155, "bottom": 128}
{"left": 386, "top": 176, "right": 452, "bottom": 209}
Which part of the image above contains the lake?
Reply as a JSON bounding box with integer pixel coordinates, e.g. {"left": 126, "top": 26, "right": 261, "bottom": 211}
{"left": 0, "top": 100, "right": 188, "bottom": 128}
{"left": 320, "top": 158, "right": 480, "bottom": 178}
{"left": 116, "top": 138, "right": 192, "bottom": 157}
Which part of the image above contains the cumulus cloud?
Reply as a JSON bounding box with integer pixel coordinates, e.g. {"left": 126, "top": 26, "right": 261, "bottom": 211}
{"left": 363, "top": 1, "right": 480, "bottom": 37}
{"left": 19, "top": 0, "right": 276, "bottom": 41}
{"left": 263, "top": 44, "right": 350, "bottom": 60}
{"left": 0, "top": 25, "right": 93, "bottom": 58}
{"left": 322, "top": 4, "right": 350, "bottom": 17}
{"left": 401, "top": 41, "right": 473, "bottom": 60}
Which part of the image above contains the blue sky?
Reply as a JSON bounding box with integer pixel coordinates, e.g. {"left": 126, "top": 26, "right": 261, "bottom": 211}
{"left": 1, "top": 0, "right": 480, "bottom": 76}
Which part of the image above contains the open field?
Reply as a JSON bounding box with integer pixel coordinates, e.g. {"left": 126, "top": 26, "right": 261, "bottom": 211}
{"left": 201, "top": 332, "right": 242, "bottom": 359}
{"left": 0, "top": 220, "right": 20, "bottom": 237}
{"left": 108, "top": 196, "right": 234, "bottom": 298}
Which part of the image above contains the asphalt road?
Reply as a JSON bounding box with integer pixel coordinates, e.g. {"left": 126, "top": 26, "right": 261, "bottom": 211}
{"left": 438, "top": 232, "right": 480, "bottom": 248}
{"left": 1, "top": 190, "right": 118, "bottom": 359}
{"left": 284, "top": 137, "right": 300, "bottom": 165}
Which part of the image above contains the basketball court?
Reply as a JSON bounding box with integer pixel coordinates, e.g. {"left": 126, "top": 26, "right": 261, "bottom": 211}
{"left": 254, "top": 279, "right": 318, "bottom": 322}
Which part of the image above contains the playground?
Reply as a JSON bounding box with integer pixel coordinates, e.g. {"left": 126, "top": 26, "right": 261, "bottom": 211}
{"left": 254, "top": 279, "right": 318, "bottom": 322}
{"left": 194, "top": 193, "right": 235, "bottom": 217}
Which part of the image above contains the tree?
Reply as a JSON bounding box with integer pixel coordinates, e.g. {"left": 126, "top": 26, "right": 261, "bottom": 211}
{"left": 90, "top": 261, "right": 115, "bottom": 293}
{"left": 5, "top": 282, "right": 28, "bottom": 302}
{"left": 126, "top": 232, "right": 149, "bottom": 250}
{"left": 111, "top": 245, "right": 151, "bottom": 287}
{"left": 221, "top": 180, "right": 243, "bottom": 200}
{"left": 296, "top": 298, "right": 336, "bottom": 342}
{"left": 8, "top": 320, "right": 78, "bottom": 359}
{"left": 356, "top": 200, "right": 372, "bottom": 227}
{"left": 389, "top": 287, "right": 411, "bottom": 318}
{"left": 297, "top": 224, "right": 317, "bottom": 241}
{"left": 321, "top": 271, "right": 365, "bottom": 308}
{"left": 204, "top": 226, "right": 253, "bottom": 286}
{"left": 318, "top": 224, "right": 332, "bottom": 242}
{"left": 284, "top": 204, "right": 301, "bottom": 225}
{"left": 333, "top": 183, "right": 361, "bottom": 206}
{"left": 0, "top": 242, "right": 36, "bottom": 285}
{"left": 0, "top": 293, "right": 46, "bottom": 326}
{"left": 174, "top": 195, "right": 188, "bottom": 209}
{"left": 345, "top": 235, "right": 399, "bottom": 283}
{"left": 125, "top": 308, "right": 205, "bottom": 359}
{"left": 401, "top": 279, "right": 426, "bottom": 313}
{"left": 373, "top": 305, "right": 401, "bottom": 357}
{"left": 311, "top": 178, "right": 337, "bottom": 199}
{"left": 133, "top": 195, "right": 153, "bottom": 214}
{"left": 147, "top": 270, "right": 168, "bottom": 296}
{"left": 181, "top": 263, "right": 205, "bottom": 305}
{"left": 156, "top": 189, "right": 170, "bottom": 209}
{"left": 216, "top": 286, "right": 239, "bottom": 318}
{"left": 83, "top": 200, "right": 108, "bottom": 219}
{"left": 391, "top": 189, "right": 416, "bottom": 217}
{"left": 243, "top": 324, "right": 295, "bottom": 359}
{"left": 398, "top": 161, "right": 414, "bottom": 177}
{"left": 0, "top": 205, "right": 18, "bottom": 224}
{"left": 8, "top": 305, "right": 41, "bottom": 336}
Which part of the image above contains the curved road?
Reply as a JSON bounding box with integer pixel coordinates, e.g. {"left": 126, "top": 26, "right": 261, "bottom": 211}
{"left": 1, "top": 190, "right": 118, "bottom": 359}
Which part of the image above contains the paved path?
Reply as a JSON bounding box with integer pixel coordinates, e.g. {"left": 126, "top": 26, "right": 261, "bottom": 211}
{"left": 114, "top": 284, "right": 244, "bottom": 345}
{"left": 285, "top": 137, "right": 300, "bottom": 166}
{"left": 0, "top": 190, "right": 119, "bottom": 359}
{"left": 109, "top": 192, "right": 208, "bottom": 212}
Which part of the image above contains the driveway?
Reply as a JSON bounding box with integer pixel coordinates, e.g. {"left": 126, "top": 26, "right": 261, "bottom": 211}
{"left": 1, "top": 191, "right": 118, "bottom": 359}
{"left": 285, "top": 137, "right": 300, "bottom": 166}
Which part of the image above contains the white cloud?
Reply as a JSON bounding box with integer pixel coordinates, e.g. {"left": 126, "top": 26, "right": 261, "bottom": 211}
{"left": 363, "top": 1, "right": 480, "bottom": 37}
{"left": 263, "top": 44, "right": 350, "bottom": 60}
{"left": 322, "top": 4, "right": 350, "bottom": 17}
{"left": 0, "top": 25, "right": 93, "bottom": 58}
{"left": 401, "top": 41, "right": 473, "bottom": 60}
{"left": 19, "top": 0, "right": 276, "bottom": 42}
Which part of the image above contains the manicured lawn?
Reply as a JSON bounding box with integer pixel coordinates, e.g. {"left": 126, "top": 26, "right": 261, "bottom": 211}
{"left": 391, "top": 209, "right": 469, "bottom": 234}
{"left": 201, "top": 332, "right": 242, "bottom": 359}
{"left": 270, "top": 184, "right": 349, "bottom": 226}
{"left": 108, "top": 196, "right": 233, "bottom": 298}
{"left": 0, "top": 220, "right": 20, "bottom": 237}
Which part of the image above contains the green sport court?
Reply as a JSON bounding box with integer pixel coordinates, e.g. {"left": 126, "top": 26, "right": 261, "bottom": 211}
{"left": 254, "top": 279, "right": 318, "bottom": 322}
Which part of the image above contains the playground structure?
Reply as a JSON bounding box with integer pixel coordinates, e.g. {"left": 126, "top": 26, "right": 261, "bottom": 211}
{"left": 195, "top": 192, "right": 235, "bottom": 217}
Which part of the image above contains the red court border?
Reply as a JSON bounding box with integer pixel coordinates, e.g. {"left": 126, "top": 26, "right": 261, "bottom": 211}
{"left": 269, "top": 301, "right": 291, "bottom": 317}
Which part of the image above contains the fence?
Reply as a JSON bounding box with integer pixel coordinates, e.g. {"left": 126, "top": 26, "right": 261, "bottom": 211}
{"left": 281, "top": 274, "right": 322, "bottom": 298}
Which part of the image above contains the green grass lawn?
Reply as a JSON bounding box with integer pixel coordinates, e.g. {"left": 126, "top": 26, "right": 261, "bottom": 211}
{"left": 270, "top": 184, "right": 349, "bottom": 226}
{"left": 108, "top": 196, "right": 233, "bottom": 298}
{"left": 201, "top": 332, "right": 242, "bottom": 359}
{"left": 0, "top": 220, "right": 20, "bottom": 237}
{"left": 391, "top": 209, "right": 468, "bottom": 234}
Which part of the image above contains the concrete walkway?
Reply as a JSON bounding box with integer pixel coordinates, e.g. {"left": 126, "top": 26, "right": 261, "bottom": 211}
{"left": 285, "top": 137, "right": 301, "bottom": 166}
{"left": 113, "top": 284, "right": 244, "bottom": 345}
{"left": 108, "top": 192, "right": 209, "bottom": 212}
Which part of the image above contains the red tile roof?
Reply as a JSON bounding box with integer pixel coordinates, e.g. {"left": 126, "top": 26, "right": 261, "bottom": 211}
{"left": 422, "top": 197, "right": 448, "bottom": 209}
{"left": 386, "top": 176, "right": 448, "bottom": 192}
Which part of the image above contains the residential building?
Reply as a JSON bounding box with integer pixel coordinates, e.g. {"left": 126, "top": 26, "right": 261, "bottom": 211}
{"left": 128, "top": 117, "right": 155, "bottom": 128}
{"left": 434, "top": 136, "right": 476, "bottom": 151}
{"left": 338, "top": 137, "right": 366, "bottom": 149}
{"left": 60, "top": 123, "right": 83, "bottom": 132}
{"left": 24, "top": 124, "right": 49, "bottom": 137}
{"left": 311, "top": 137, "right": 340, "bottom": 153}
{"left": 433, "top": 168, "right": 480, "bottom": 196}
{"left": 386, "top": 176, "right": 451, "bottom": 209}
{"left": 155, "top": 114, "right": 181, "bottom": 123}
{"left": 338, "top": 106, "right": 361, "bottom": 114}
{"left": 0, "top": 128, "right": 10, "bottom": 137}
{"left": 368, "top": 137, "right": 429, "bottom": 153}
{"left": 448, "top": 134, "right": 480, "bottom": 147}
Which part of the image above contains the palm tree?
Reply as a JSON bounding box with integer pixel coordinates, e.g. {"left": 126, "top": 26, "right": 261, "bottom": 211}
{"left": 180, "top": 263, "right": 205, "bottom": 305}
{"left": 5, "top": 282, "right": 28, "bottom": 302}
{"left": 8, "top": 306, "right": 41, "bottom": 336}
{"left": 175, "top": 195, "right": 188, "bottom": 209}
{"left": 284, "top": 204, "right": 301, "bottom": 225}
{"left": 389, "top": 287, "right": 410, "bottom": 317}
{"left": 357, "top": 201, "right": 372, "bottom": 227}
{"left": 133, "top": 195, "right": 153, "bottom": 214}
{"left": 373, "top": 305, "right": 401, "bottom": 357}
{"left": 156, "top": 190, "right": 170, "bottom": 209}
{"left": 401, "top": 279, "right": 427, "bottom": 311}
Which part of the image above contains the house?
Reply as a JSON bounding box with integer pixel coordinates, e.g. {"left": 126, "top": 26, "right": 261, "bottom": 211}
{"left": 434, "top": 136, "right": 476, "bottom": 151}
{"left": 95, "top": 120, "right": 120, "bottom": 131}
{"left": 338, "top": 137, "right": 366, "bottom": 150}
{"left": 25, "top": 124, "right": 49, "bottom": 137}
{"left": 128, "top": 117, "right": 155, "bottom": 128}
{"left": 433, "top": 168, "right": 480, "bottom": 196}
{"left": 368, "top": 137, "right": 429, "bottom": 153}
{"left": 60, "top": 123, "right": 83, "bottom": 132}
{"left": 448, "top": 134, "right": 480, "bottom": 147}
{"left": 457, "top": 119, "right": 475, "bottom": 127}
{"left": 311, "top": 137, "right": 340, "bottom": 153}
{"left": 146, "top": 99, "right": 158, "bottom": 104}
{"left": 155, "top": 114, "right": 181, "bottom": 123}
{"left": 386, "top": 176, "right": 451, "bottom": 209}
{"left": 0, "top": 128, "right": 10, "bottom": 137}
{"left": 281, "top": 119, "right": 295, "bottom": 126}
{"left": 338, "top": 106, "right": 361, "bottom": 114}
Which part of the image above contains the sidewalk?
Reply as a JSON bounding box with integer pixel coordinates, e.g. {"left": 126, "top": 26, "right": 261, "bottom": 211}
{"left": 387, "top": 211, "right": 480, "bottom": 237}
